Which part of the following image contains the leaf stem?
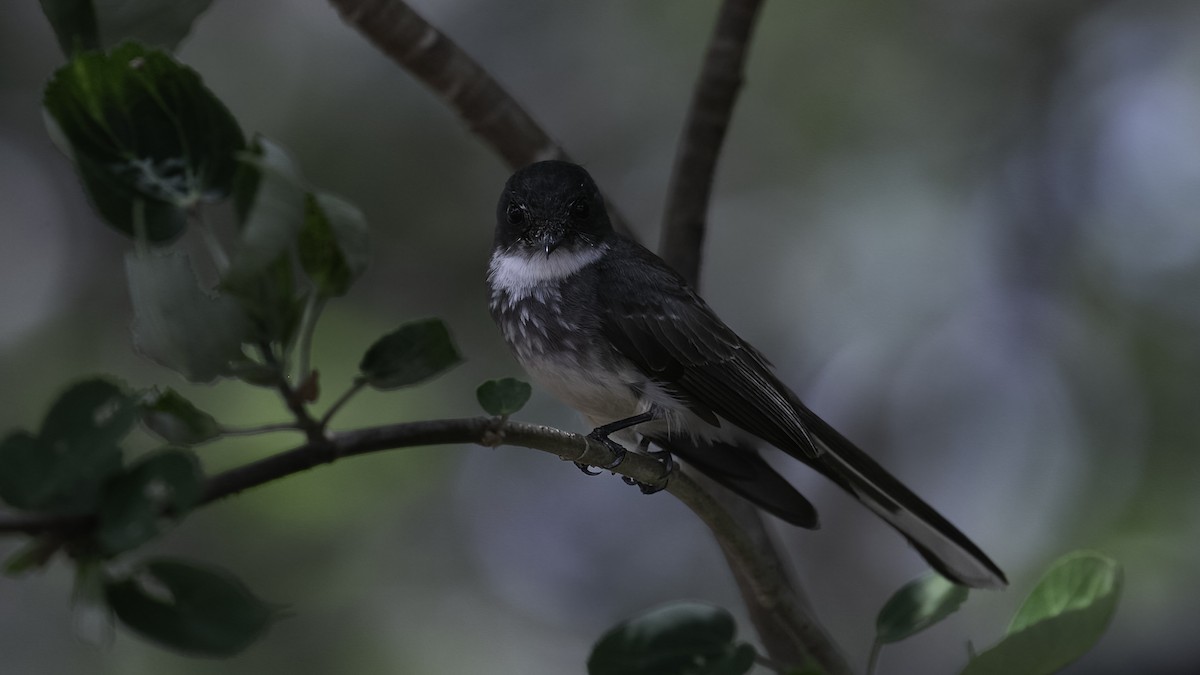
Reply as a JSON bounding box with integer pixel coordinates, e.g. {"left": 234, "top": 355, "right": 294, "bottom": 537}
{"left": 293, "top": 291, "right": 327, "bottom": 384}
{"left": 319, "top": 378, "right": 367, "bottom": 428}
{"left": 258, "top": 341, "right": 324, "bottom": 441}
{"left": 217, "top": 422, "right": 303, "bottom": 437}
{"left": 867, "top": 639, "right": 883, "bottom": 675}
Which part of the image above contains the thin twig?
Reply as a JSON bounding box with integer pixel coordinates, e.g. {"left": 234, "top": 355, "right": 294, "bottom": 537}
{"left": 217, "top": 422, "right": 303, "bottom": 437}
{"left": 867, "top": 639, "right": 883, "bottom": 675}
{"left": 258, "top": 342, "right": 325, "bottom": 441}
{"left": 319, "top": 378, "right": 367, "bottom": 427}
{"left": 659, "top": 0, "right": 765, "bottom": 285}
{"left": 294, "top": 292, "right": 326, "bottom": 384}
{"left": 324, "top": 0, "right": 635, "bottom": 238}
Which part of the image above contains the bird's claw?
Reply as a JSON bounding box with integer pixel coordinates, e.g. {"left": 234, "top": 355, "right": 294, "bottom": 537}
{"left": 586, "top": 428, "right": 628, "bottom": 469}
{"left": 579, "top": 420, "right": 674, "bottom": 494}
{"left": 574, "top": 461, "right": 602, "bottom": 476}
{"left": 635, "top": 449, "right": 676, "bottom": 494}
{"left": 616, "top": 447, "right": 676, "bottom": 493}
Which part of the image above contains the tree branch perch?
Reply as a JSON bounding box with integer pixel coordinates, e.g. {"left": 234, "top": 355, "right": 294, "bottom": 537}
{"left": 327, "top": 0, "right": 563, "bottom": 169}
{"left": 654, "top": 2, "right": 853, "bottom": 672}
{"left": 0, "top": 414, "right": 850, "bottom": 673}
{"left": 660, "top": 0, "right": 764, "bottom": 284}
{"left": 325, "top": 0, "right": 637, "bottom": 236}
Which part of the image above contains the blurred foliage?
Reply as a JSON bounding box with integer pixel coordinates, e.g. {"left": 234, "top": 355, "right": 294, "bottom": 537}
{"left": 1, "top": 0, "right": 1198, "bottom": 673}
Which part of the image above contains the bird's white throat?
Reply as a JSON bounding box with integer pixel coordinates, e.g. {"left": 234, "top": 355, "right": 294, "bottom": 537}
{"left": 488, "top": 245, "right": 608, "bottom": 299}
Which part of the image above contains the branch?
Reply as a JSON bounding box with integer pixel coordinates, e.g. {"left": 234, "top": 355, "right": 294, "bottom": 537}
{"left": 654, "top": 3, "right": 854, "bottom": 672}
{"left": 707, "top": 479, "right": 852, "bottom": 675}
{"left": 328, "top": 0, "right": 562, "bottom": 168}
{"left": 659, "top": 0, "right": 765, "bottom": 285}
{"left": 324, "top": 0, "right": 639, "bottom": 238}
{"left": 0, "top": 416, "right": 849, "bottom": 672}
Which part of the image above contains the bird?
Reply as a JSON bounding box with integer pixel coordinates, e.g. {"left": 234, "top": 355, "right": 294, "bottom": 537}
{"left": 486, "top": 160, "right": 1006, "bottom": 589}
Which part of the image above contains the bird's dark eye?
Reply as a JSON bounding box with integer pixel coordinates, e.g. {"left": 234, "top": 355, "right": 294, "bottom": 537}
{"left": 569, "top": 198, "right": 589, "bottom": 219}
{"left": 506, "top": 201, "right": 525, "bottom": 225}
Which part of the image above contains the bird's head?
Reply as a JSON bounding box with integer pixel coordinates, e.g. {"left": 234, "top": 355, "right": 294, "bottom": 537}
{"left": 494, "top": 160, "right": 613, "bottom": 258}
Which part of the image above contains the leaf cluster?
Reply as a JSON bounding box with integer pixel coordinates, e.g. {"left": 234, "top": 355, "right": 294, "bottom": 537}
{"left": 591, "top": 552, "right": 1122, "bottom": 675}
{"left": 1, "top": 0, "right": 519, "bottom": 658}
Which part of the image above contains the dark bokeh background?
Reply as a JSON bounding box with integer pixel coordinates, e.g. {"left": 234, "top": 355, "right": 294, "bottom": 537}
{"left": 3, "top": 0, "right": 1199, "bottom": 673}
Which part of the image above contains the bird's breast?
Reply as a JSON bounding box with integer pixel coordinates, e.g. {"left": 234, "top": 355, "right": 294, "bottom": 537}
{"left": 488, "top": 276, "right": 645, "bottom": 427}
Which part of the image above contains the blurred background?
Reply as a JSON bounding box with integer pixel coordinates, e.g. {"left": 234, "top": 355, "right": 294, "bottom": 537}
{"left": 2, "top": 0, "right": 1199, "bottom": 673}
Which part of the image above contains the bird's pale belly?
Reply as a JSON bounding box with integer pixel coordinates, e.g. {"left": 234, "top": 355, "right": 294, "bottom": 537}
{"left": 518, "top": 352, "right": 644, "bottom": 429}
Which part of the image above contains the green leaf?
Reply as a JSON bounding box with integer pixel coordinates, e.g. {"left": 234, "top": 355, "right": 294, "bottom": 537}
{"left": 875, "top": 572, "right": 969, "bottom": 644}
{"left": 0, "top": 379, "right": 133, "bottom": 512}
{"left": 40, "top": 377, "right": 139, "bottom": 454}
{"left": 43, "top": 42, "right": 244, "bottom": 241}
{"left": 97, "top": 449, "right": 204, "bottom": 555}
{"left": 359, "top": 319, "right": 462, "bottom": 390}
{"left": 227, "top": 254, "right": 303, "bottom": 347}
{"left": 39, "top": 0, "right": 100, "bottom": 55}
{"left": 476, "top": 378, "right": 532, "bottom": 416}
{"left": 1007, "top": 551, "right": 1122, "bottom": 634}
{"left": 224, "top": 137, "right": 308, "bottom": 288}
{"left": 588, "top": 602, "right": 753, "bottom": 675}
{"left": 74, "top": 152, "right": 187, "bottom": 241}
{"left": 106, "top": 558, "right": 278, "bottom": 657}
{"left": 299, "top": 191, "right": 370, "bottom": 297}
{"left": 0, "top": 432, "right": 56, "bottom": 509}
{"left": 961, "top": 552, "right": 1122, "bottom": 675}
{"left": 126, "top": 249, "right": 250, "bottom": 382}
{"left": 139, "top": 388, "right": 221, "bottom": 445}
{"left": 228, "top": 359, "right": 283, "bottom": 388}
{"left": 219, "top": 137, "right": 309, "bottom": 345}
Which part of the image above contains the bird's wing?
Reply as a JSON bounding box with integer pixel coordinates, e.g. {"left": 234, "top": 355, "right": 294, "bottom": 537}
{"left": 597, "top": 245, "right": 823, "bottom": 460}
{"left": 596, "top": 241, "right": 1007, "bottom": 589}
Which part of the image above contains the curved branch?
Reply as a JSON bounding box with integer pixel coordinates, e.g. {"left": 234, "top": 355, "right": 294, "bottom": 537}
{"left": 659, "top": 0, "right": 765, "bottom": 285}
{"left": 325, "top": 0, "right": 636, "bottom": 237}
{"left": 0, "top": 415, "right": 849, "bottom": 673}
{"left": 653, "top": 3, "right": 854, "bottom": 672}
{"left": 327, "top": 0, "right": 563, "bottom": 169}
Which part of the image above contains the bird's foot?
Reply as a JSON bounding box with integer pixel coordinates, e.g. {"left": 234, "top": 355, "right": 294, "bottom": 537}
{"left": 617, "top": 442, "right": 675, "bottom": 494}
{"left": 575, "top": 412, "right": 655, "bottom": 476}
{"left": 585, "top": 427, "right": 628, "bottom": 470}
{"left": 638, "top": 448, "right": 676, "bottom": 494}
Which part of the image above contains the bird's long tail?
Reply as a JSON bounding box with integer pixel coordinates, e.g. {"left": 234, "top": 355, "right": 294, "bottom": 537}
{"left": 651, "top": 418, "right": 1006, "bottom": 589}
{"left": 795, "top": 408, "right": 1008, "bottom": 589}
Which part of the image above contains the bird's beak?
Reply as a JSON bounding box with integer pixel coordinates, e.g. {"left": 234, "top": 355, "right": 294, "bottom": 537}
{"left": 535, "top": 225, "right": 565, "bottom": 257}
